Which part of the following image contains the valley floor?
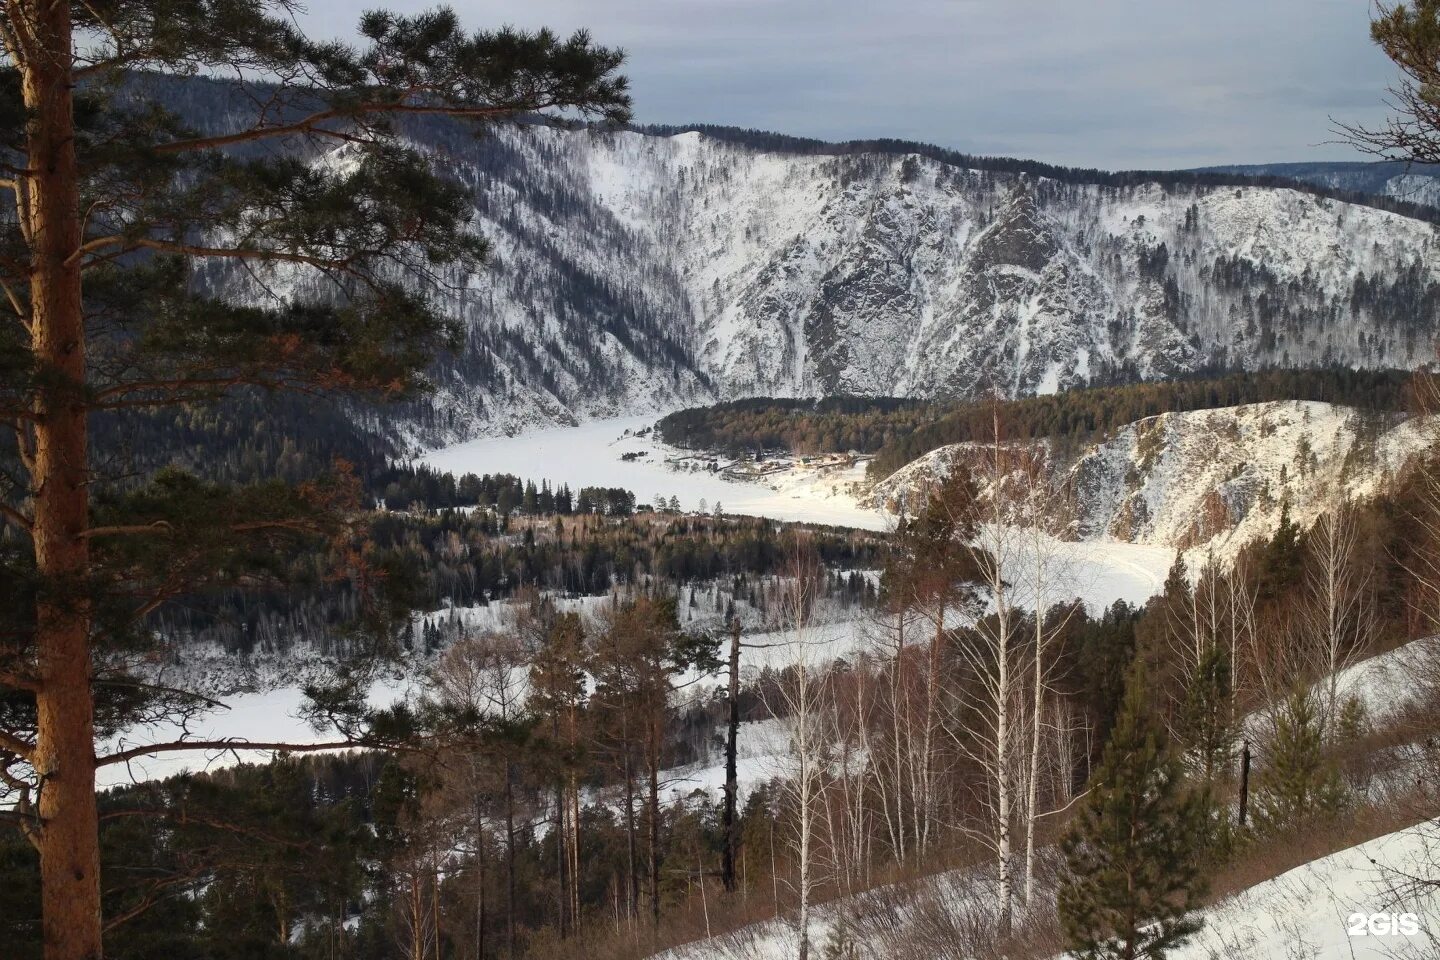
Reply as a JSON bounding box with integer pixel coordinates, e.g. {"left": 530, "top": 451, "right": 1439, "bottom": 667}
{"left": 105, "top": 416, "right": 1179, "bottom": 790}
{"left": 419, "top": 414, "right": 1177, "bottom": 605}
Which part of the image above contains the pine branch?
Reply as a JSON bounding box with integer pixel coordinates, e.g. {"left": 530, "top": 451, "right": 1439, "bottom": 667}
{"left": 74, "top": 236, "right": 362, "bottom": 274}
{"left": 0, "top": 730, "right": 35, "bottom": 760}
{"left": 149, "top": 101, "right": 547, "bottom": 156}
{"left": 97, "top": 736, "right": 366, "bottom": 768}
{"left": 0, "top": 499, "right": 31, "bottom": 533}
{"left": 78, "top": 520, "right": 173, "bottom": 539}
{"left": 0, "top": 673, "right": 37, "bottom": 693}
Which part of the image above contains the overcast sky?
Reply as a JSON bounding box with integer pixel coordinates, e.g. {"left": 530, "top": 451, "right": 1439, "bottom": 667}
{"left": 302, "top": 0, "right": 1400, "bottom": 170}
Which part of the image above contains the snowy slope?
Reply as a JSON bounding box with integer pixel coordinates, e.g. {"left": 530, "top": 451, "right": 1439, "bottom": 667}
{"left": 1331, "top": 636, "right": 1440, "bottom": 725}
{"left": 869, "top": 400, "right": 1428, "bottom": 561}
{"left": 1170, "top": 821, "right": 1440, "bottom": 959}
{"left": 653, "top": 820, "right": 1440, "bottom": 960}
{"left": 263, "top": 122, "right": 1440, "bottom": 446}
{"left": 1069, "top": 401, "right": 1422, "bottom": 555}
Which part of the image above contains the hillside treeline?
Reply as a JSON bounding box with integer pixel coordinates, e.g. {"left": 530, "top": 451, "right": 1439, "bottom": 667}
{"left": 653, "top": 370, "right": 1414, "bottom": 477}
{"left": 863, "top": 368, "right": 1408, "bottom": 476}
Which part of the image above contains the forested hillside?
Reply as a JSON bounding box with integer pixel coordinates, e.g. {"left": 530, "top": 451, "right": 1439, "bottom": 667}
{"left": 653, "top": 369, "right": 1414, "bottom": 476}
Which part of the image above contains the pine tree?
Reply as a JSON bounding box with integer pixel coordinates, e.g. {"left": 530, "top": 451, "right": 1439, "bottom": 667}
{"left": 1254, "top": 689, "right": 1348, "bottom": 834}
{"left": 1258, "top": 501, "right": 1304, "bottom": 602}
{"left": 1341, "top": 0, "right": 1440, "bottom": 163}
{"left": 1176, "top": 644, "right": 1237, "bottom": 860}
{"left": 1059, "top": 664, "right": 1207, "bottom": 960}
{"left": 1178, "top": 645, "right": 1236, "bottom": 785}
{"left": 0, "top": 5, "right": 629, "bottom": 957}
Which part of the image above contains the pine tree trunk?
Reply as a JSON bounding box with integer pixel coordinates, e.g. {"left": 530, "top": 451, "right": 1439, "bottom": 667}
{"left": 475, "top": 793, "right": 487, "bottom": 960}
{"left": 24, "top": 5, "right": 103, "bottom": 958}
{"left": 623, "top": 749, "right": 638, "bottom": 922}
{"left": 569, "top": 774, "right": 581, "bottom": 927}
{"left": 555, "top": 776, "right": 568, "bottom": 936}
{"left": 553, "top": 710, "right": 569, "bottom": 938}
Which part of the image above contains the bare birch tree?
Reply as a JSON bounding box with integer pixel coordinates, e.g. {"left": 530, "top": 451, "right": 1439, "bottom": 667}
{"left": 1304, "top": 493, "right": 1374, "bottom": 735}
{"left": 944, "top": 407, "right": 1026, "bottom": 939}
{"left": 764, "top": 536, "right": 832, "bottom": 960}
{"left": 1013, "top": 446, "right": 1080, "bottom": 908}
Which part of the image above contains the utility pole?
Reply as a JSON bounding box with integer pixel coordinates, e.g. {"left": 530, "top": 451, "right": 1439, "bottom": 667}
{"left": 722, "top": 614, "right": 743, "bottom": 892}
{"left": 1238, "top": 739, "right": 1251, "bottom": 826}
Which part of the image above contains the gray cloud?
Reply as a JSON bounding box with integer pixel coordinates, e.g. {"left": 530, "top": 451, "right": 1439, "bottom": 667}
{"left": 298, "top": 0, "right": 1400, "bottom": 169}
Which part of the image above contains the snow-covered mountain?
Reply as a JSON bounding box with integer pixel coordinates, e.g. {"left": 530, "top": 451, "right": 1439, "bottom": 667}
{"left": 1198, "top": 159, "right": 1440, "bottom": 208}
{"left": 366, "top": 123, "right": 1440, "bottom": 444}
{"left": 867, "top": 400, "right": 1429, "bottom": 561}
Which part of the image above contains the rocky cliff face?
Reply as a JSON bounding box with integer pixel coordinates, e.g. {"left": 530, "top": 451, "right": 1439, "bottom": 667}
{"left": 867, "top": 400, "right": 1426, "bottom": 560}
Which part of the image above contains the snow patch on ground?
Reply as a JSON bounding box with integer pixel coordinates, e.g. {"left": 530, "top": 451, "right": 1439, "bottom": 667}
{"left": 655, "top": 820, "right": 1440, "bottom": 960}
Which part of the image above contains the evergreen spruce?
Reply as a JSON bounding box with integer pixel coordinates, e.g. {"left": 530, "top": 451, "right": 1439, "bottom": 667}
{"left": 1254, "top": 689, "right": 1348, "bottom": 834}
{"left": 1257, "top": 501, "right": 1304, "bottom": 601}
{"left": 1059, "top": 664, "right": 1207, "bottom": 960}
{"left": 1177, "top": 644, "right": 1238, "bottom": 860}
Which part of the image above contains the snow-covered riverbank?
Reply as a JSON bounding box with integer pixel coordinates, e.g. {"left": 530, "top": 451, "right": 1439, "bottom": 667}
{"left": 420, "top": 413, "right": 887, "bottom": 530}
{"left": 420, "top": 414, "right": 1175, "bottom": 606}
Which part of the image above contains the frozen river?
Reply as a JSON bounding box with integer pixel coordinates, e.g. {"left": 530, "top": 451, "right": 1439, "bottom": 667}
{"left": 420, "top": 413, "right": 887, "bottom": 530}
{"left": 421, "top": 415, "right": 1175, "bottom": 610}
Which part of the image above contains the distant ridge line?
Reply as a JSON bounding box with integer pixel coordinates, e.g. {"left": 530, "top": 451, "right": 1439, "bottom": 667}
{"left": 623, "top": 122, "right": 1440, "bottom": 224}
